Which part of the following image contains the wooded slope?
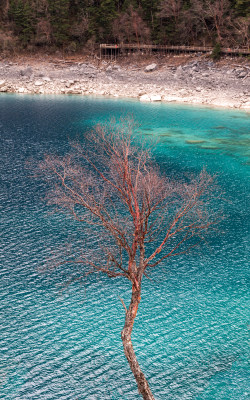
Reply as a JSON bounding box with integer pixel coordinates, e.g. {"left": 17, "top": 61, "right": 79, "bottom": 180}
{"left": 0, "top": 0, "right": 249, "bottom": 51}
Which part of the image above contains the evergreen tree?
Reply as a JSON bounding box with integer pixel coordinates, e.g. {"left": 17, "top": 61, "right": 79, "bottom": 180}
{"left": 2, "top": 0, "right": 249, "bottom": 49}
{"left": 95, "top": 0, "right": 118, "bottom": 41}
{"left": 48, "top": 0, "right": 70, "bottom": 45}
{"left": 235, "top": 0, "right": 250, "bottom": 16}
{"left": 140, "top": 0, "right": 159, "bottom": 41}
{"left": 9, "top": 0, "right": 35, "bottom": 44}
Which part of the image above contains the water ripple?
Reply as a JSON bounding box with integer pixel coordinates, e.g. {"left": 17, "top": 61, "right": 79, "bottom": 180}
{"left": 0, "top": 95, "right": 249, "bottom": 399}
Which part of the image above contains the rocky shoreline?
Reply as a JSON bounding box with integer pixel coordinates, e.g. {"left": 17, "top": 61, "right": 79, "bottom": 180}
{"left": 0, "top": 55, "right": 249, "bottom": 109}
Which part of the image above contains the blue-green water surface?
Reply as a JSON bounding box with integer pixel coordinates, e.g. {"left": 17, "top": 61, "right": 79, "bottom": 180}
{"left": 0, "top": 94, "right": 249, "bottom": 399}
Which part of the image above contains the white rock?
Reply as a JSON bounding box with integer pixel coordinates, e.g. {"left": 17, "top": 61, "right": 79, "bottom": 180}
{"left": 241, "top": 101, "right": 250, "bottom": 109}
{"left": 150, "top": 95, "right": 161, "bottom": 102}
{"left": 34, "top": 80, "right": 43, "bottom": 86}
{"left": 179, "top": 89, "right": 187, "bottom": 95}
{"left": 43, "top": 77, "right": 51, "bottom": 82}
{"left": 162, "top": 95, "right": 178, "bottom": 102}
{"left": 18, "top": 87, "right": 25, "bottom": 93}
{"left": 145, "top": 63, "right": 157, "bottom": 72}
{"left": 177, "top": 65, "right": 183, "bottom": 72}
{"left": 140, "top": 94, "right": 151, "bottom": 102}
{"left": 0, "top": 80, "right": 6, "bottom": 87}
{"left": 211, "top": 98, "right": 236, "bottom": 108}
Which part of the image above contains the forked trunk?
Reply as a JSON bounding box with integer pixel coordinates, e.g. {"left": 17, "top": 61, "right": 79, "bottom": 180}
{"left": 121, "top": 288, "right": 155, "bottom": 400}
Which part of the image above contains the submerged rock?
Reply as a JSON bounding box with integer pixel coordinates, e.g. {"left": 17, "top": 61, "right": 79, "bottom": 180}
{"left": 186, "top": 140, "right": 206, "bottom": 144}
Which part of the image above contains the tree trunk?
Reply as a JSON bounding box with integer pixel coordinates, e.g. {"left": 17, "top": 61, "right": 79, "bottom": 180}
{"left": 121, "top": 287, "right": 155, "bottom": 400}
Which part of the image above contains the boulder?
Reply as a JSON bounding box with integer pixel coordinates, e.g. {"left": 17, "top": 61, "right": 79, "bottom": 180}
{"left": 241, "top": 101, "right": 250, "bottom": 109}
{"left": 139, "top": 94, "right": 151, "bottom": 102}
{"left": 192, "top": 66, "right": 199, "bottom": 72}
{"left": 179, "top": 89, "right": 189, "bottom": 96}
{"left": 0, "top": 80, "right": 6, "bottom": 87}
{"left": 34, "top": 80, "right": 44, "bottom": 86}
{"left": 237, "top": 70, "right": 247, "bottom": 79}
{"left": 145, "top": 63, "right": 157, "bottom": 72}
{"left": 175, "top": 65, "right": 184, "bottom": 77}
{"left": 151, "top": 95, "right": 162, "bottom": 102}
{"left": 106, "top": 65, "right": 113, "bottom": 72}
{"left": 20, "top": 67, "right": 32, "bottom": 77}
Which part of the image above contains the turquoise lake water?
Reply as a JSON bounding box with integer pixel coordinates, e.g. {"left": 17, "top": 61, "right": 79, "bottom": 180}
{"left": 0, "top": 94, "right": 249, "bottom": 399}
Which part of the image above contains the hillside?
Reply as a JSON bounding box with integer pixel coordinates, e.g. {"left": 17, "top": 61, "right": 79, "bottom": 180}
{"left": 0, "top": 0, "right": 249, "bottom": 54}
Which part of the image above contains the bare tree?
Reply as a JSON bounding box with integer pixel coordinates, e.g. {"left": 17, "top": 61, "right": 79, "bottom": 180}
{"left": 159, "top": 0, "right": 183, "bottom": 25}
{"left": 35, "top": 19, "right": 52, "bottom": 45}
{"left": 40, "top": 120, "right": 221, "bottom": 400}
{"left": 0, "top": 0, "right": 9, "bottom": 19}
{"left": 191, "top": 0, "right": 233, "bottom": 44}
{"left": 207, "top": 0, "right": 232, "bottom": 43}
{"left": 70, "top": 14, "right": 89, "bottom": 41}
{"left": 112, "top": 6, "right": 150, "bottom": 45}
{"left": 232, "top": 16, "right": 250, "bottom": 48}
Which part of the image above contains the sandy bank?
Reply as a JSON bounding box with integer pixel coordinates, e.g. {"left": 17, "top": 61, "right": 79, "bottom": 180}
{"left": 0, "top": 54, "right": 249, "bottom": 110}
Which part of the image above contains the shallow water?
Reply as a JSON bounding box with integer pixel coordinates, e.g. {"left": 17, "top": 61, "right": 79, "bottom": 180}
{"left": 0, "top": 94, "right": 249, "bottom": 399}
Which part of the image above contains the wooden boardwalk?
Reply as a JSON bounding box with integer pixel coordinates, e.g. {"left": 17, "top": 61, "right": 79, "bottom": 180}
{"left": 100, "top": 43, "right": 250, "bottom": 59}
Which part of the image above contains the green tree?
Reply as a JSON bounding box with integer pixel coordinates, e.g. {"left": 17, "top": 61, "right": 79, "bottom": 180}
{"left": 9, "top": 0, "right": 35, "bottom": 44}
{"left": 93, "top": 0, "right": 118, "bottom": 41}
{"left": 48, "top": 0, "right": 70, "bottom": 45}
{"left": 140, "top": 0, "right": 160, "bottom": 41}
{"left": 235, "top": 0, "right": 250, "bottom": 16}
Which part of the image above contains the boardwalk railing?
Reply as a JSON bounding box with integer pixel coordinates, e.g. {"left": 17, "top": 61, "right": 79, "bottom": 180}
{"left": 100, "top": 43, "right": 250, "bottom": 58}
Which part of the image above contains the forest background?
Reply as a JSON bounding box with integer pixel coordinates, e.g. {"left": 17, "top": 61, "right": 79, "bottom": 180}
{"left": 0, "top": 0, "right": 249, "bottom": 54}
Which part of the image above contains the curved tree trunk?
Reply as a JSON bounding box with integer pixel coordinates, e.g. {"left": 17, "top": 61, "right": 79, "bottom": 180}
{"left": 121, "top": 287, "right": 155, "bottom": 400}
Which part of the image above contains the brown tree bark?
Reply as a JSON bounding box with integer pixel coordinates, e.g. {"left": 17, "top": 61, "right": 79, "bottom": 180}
{"left": 40, "top": 120, "right": 222, "bottom": 399}
{"left": 121, "top": 285, "right": 155, "bottom": 400}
